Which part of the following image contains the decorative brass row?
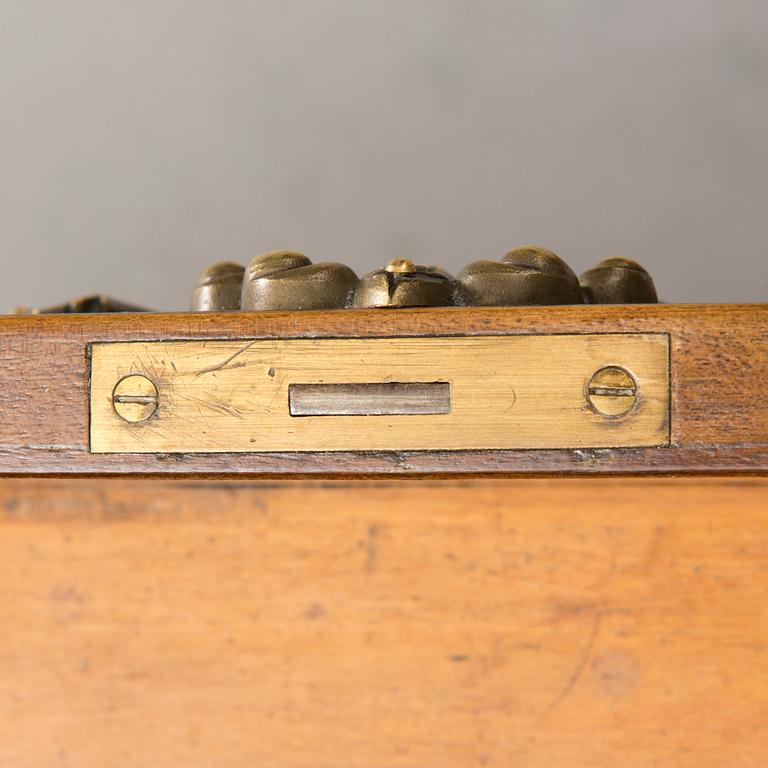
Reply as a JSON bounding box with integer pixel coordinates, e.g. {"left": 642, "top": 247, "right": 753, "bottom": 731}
{"left": 191, "top": 247, "right": 658, "bottom": 311}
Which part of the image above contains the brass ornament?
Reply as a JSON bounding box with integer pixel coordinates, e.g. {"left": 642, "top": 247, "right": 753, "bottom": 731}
{"left": 456, "top": 246, "right": 583, "bottom": 306}
{"left": 580, "top": 258, "right": 658, "bottom": 304}
{"left": 190, "top": 261, "right": 245, "bottom": 311}
{"left": 353, "top": 259, "right": 454, "bottom": 308}
{"left": 11, "top": 295, "right": 148, "bottom": 314}
{"left": 10, "top": 245, "right": 661, "bottom": 313}
{"left": 241, "top": 251, "right": 358, "bottom": 311}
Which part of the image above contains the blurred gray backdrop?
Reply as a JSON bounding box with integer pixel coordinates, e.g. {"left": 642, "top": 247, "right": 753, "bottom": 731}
{"left": 1, "top": 0, "right": 767, "bottom": 310}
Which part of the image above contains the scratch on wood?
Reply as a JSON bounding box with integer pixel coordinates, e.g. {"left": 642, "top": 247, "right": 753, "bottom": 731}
{"left": 195, "top": 342, "right": 256, "bottom": 378}
{"left": 365, "top": 524, "right": 380, "bottom": 572}
{"left": 539, "top": 609, "right": 603, "bottom": 723}
{"left": 7, "top": 444, "right": 81, "bottom": 452}
{"left": 265, "top": 373, "right": 288, "bottom": 414}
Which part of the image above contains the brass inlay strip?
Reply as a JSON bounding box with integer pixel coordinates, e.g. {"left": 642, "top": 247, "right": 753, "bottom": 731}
{"left": 89, "top": 334, "right": 670, "bottom": 453}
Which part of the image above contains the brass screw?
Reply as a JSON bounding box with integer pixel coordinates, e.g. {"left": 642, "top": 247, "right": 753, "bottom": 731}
{"left": 112, "top": 374, "right": 159, "bottom": 423}
{"left": 587, "top": 366, "right": 637, "bottom": 418}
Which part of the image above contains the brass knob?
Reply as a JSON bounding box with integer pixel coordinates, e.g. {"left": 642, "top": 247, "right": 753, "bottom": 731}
{"left": 353, "top": 259, "right": 454, "bottom": 308}
{"left": 456, "top": 246, "right": 583, "bottom": 306}
{"left": 579, "top": 258, "right": 658, "bottom": 304}
{"left": 241, "top": 251, "right": 358, "bottom": 311}
{"left": 190, "top": 261, "right": 245, "bottom": 311}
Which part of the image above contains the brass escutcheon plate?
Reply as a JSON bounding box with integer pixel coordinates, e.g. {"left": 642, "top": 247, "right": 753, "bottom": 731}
{"left": 89, "top": 334, "right": 670, "bottom": 453}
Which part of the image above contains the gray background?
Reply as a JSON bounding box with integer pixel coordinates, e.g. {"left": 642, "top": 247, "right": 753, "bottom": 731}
{"left": 1, "top": 0, "right": 767, "bottom": 311}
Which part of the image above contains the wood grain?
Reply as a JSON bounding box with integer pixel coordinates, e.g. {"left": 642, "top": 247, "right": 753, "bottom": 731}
{"left": 1, "top": 477, "right": 767, "bottom": 767}
{"left": 89, "top": 334, "right": 669, "bottom": 452}
{"left": 0, "top": 304, "right": 766, "bottom": 473}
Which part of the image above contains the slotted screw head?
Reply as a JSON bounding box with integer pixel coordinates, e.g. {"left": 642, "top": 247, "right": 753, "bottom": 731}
{"left": 587, "top": 366, "right": 638, "bottom": 418}
{"left": 112, "top": 374, "right": 159, "bottom": 423}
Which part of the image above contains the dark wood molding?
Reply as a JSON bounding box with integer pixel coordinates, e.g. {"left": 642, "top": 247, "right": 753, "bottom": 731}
{"left": 1, "top": 304, "right": 766, "bottom": 475}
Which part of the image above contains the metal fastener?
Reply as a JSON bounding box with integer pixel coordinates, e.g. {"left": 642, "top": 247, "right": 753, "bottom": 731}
{"left": 587, "top": 366, "right": 637, "bottom": 418}
{"left": 112, "top": 374, "right": 159, "bottom": 423}
{"left": 384, "top": 258, "right": 416, "bottom": 274}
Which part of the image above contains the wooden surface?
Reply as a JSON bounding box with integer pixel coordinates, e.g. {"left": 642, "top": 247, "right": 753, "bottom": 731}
{"left": 90, "top": 334, "right": 669, "bottom": 452}
{"left": 1, "top": 476, "right": 767, "bottom": 766}
{"left": 0, "top": 304, "right": 766, "bottom": 473}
